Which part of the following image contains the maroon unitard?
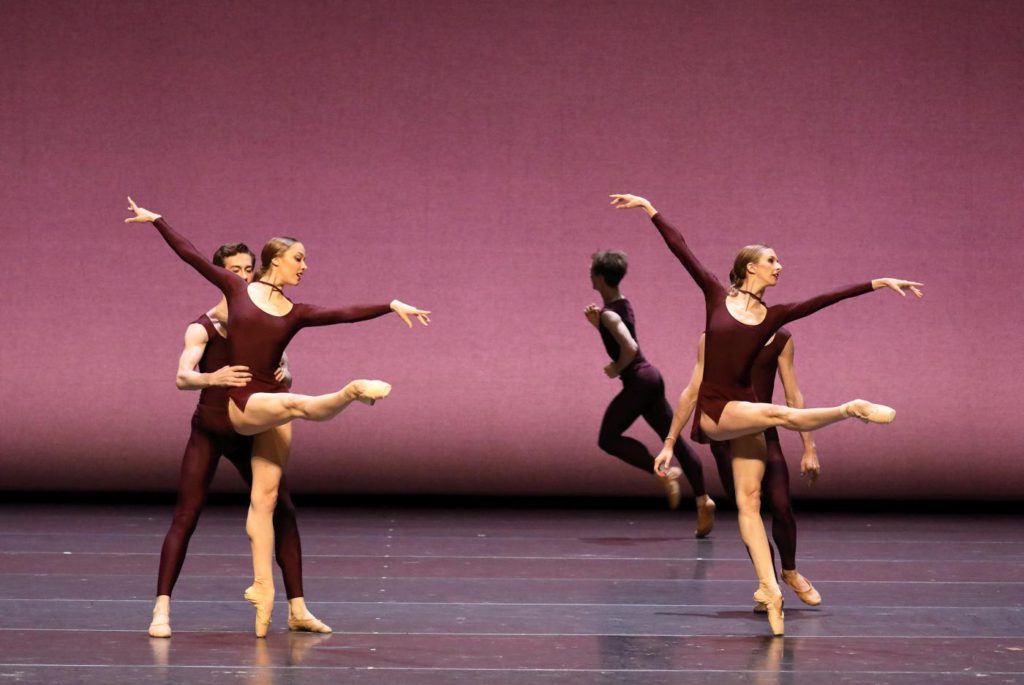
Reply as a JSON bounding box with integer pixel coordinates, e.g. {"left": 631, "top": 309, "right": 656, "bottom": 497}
{"left": 649, "top": 212, "right": 873, "bottom": 443}
{"left": 156, "top": 315, "right": 305, "bottom": 598}
{"left": 596, "top": 299, "right": 706, "bottom": 495}
{"left": 710, "top": 328, "right": 798, "bottom": 570}
{"left": 152, "top": 217, "right": 393, "bottom": 412}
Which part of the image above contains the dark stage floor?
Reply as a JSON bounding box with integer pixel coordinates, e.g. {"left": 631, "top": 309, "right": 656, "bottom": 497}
{"left": 0, "top": 502, "right": 1021, "bottom": 684}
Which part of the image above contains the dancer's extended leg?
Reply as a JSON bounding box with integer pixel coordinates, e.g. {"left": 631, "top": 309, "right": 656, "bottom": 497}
{"left": 732, "top": 433, "right": 784, "bottom": 636}
{"left": 244, "top": 425, "right": 290, "bottom": 637}
{"left": 702, "top": 398, "right": 894, "bottom": 443}
{"left": 229, "top": 380, "right": 391, "bottom": 437}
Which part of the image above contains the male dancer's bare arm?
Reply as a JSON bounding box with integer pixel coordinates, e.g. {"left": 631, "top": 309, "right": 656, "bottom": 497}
{"left": 599, "top": 310, "right": 638, "bottom": 378}
{"left": 654, "top": 336, "right": 705, "bottom": 474}
{"left": 175, "top": 323, "right": 251, "bottom": 390}
{"left": 776, "top": 337, "right": 819, "bottom": 481}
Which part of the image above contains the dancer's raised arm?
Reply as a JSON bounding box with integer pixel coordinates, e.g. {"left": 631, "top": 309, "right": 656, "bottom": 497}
{"left": 125, "top": 197, "right": 237, "bottom": 295}
{"left": 778, "top": 278, "right": 923, "bottom": 325}
{"left": 610, "top": 194, "right": 721, "bottom": 296}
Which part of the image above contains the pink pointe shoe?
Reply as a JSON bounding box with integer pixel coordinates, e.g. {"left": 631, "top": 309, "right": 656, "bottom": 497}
{"left": 695, "top": 497, "right": 716, "bottom": 539}
{"left": 347, "top": 379, "right": 392, "bottom": 406}
{"left": 148, "top": 610, "right": 171, "bottom": 638}
{"left": 288, "top": 613, "right": 333, "bottom": 634}
{"left": 752, "top": 588, "right": 785, "bottom": 636}
{"left": 841, "top": 399, "right": 895, "bottom": 424}
{"left": 244, "top": 584, "right": 275, "bottom": 638}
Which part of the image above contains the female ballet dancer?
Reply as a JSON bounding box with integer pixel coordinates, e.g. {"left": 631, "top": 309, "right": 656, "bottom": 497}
{"left": 610, "top": 193, "right": 922, "bottom": 635}
{"left": 150, "top": 242, "right": 329, "bottom": 638}
{"left": 585, "top": 250, "right": 716, "bottom": 536}
{"left": 656, "top": 330, "right": 822, "bottom": 610}
{"left": 126, "top": 198, "right": 430, "bottom": 636}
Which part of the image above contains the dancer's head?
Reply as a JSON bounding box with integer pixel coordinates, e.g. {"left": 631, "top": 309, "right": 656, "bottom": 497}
{"left": 212, "top": 243, "right": 256, "bottom": 283}
{"left": 255, "top": 237, "right": 306, "bottom": 286}
{"left": 729, "top": 244, "right": 780, "bottom": 292}
{"left": 590, "top": 250, "right": 628, "bottom": 291}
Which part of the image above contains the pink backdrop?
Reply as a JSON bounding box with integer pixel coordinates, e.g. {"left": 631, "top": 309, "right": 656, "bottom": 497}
{"left": 2, "top": 0, "right": 1022, "bottom": 499}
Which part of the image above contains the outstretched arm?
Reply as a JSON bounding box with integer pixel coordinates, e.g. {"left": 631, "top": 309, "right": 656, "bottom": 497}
{"left": 654, "top": 335, "right": 705, "bottom": 475}
{"left": 599, "top": 310, "right": 638, "bottom": 378}
{"left": 295, "top": 299, "right": 430, "bottom": 328}
{"left": 175, "top": 323, "right": 252, "bottom": 390}
{"left": 776, "top": 337, "right": 818, "bottom": 482}
{"left": 610, "top": 194, "right": 722, "bottom": 297}
{"left": 780, "top": 278, "right": 923, "bottom": 325}
{"left": 125, "top": 197, "right": 236, "bottom": 295}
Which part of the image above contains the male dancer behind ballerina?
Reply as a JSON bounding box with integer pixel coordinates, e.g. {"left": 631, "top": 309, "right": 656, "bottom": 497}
{"left": 149, "top": 243, "right": 329, "bottom": 638}
{"left": 657, "top": 331, "right": 822, "bottom": 607}
{"left": 586, "top": 250, "right": 715, "bottom": 536}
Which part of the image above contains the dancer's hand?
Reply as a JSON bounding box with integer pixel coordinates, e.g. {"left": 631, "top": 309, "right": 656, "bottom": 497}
{"left": 124, "top": 196, "right": 161, "bottom": 223}
{"left": 274, "top": 366, "right": 290, "bottom": 384}
{"left": 209, "top": 365, "right": 252, "bottom": 388}
{"left": 800, "top": 449, "right": 820, "bottom": 483}
{"left": 872, "top": 278, "right": 924, "bottom": 298}
{"left": 390, "top": 300, "right": 431, "bottom": 327}
{"left": 584, "top": 303, "right": 602, "bottom": 327}
{"left": 654, "top": 447, "right": 674, "bottom": 476}
{"left": 609, "top": 194, "right": 657, "bottom": 217}
{"left": 603, "top": 362, "right": 619, "bottom": 378}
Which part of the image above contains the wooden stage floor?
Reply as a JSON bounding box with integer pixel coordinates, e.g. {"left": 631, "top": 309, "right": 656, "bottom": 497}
{"left": 0, "top": 503, "right": 1021, "bottom": 684}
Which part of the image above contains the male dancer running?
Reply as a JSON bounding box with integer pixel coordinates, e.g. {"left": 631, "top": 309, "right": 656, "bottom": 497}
{"left": 586, "top": 250, "right": 715, "bottom": 536}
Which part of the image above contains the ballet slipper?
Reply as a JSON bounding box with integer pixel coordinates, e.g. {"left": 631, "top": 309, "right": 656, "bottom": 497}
{"left": 656, "top": 466, "right": 682, "bottom": 510}
{"left": 694, "top": 497, "right": 716, "bottom": 539}
{"left": 782, "top": 569, "right": 822, "bottom": 606}
{"left": 288, "top": 612, "right": 333, "bottom": 634}
{"left": 148, "top": 610, "right": 171, "bottom": 638}
{"left": 752, "top": 588, "right": 785, "bottom": 636}
{"left": 244, "top": 583, "right": 275, "bottom": 638}
{"left": 841, "top": 399, "right": 895, "bottom": 424}
{"left": 345, "top": 379, "right": 392, "bottom": 406}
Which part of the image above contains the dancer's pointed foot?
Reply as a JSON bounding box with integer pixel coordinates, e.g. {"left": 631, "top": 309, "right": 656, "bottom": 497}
{"left": 782, "top": 569, "right": 822, "bottom": 606}
{"left": 244, "top": 583, "right": 275, "bottom": 638}
{"left": 288, "top": 609, "right": 333, "bottom": 633}
{"left": 841, "top": 399, "right": 895, "bottom": 424}
{"left": 752, "top": 588, "right": 784, "bottom": 636}
{"left": 657, "top": 466, "right": 682, "bottom": 510}
{"left": 343, "top": 379, "right": 392, "bottom": 406}
{"left": 695, "top": 496, "right": 716, "bottom": 538}
{"left": 148, "top": 610, "right": 171, "bottom": 638}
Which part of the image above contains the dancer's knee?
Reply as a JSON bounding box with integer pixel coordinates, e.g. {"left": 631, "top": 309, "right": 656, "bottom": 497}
{"left": 597, "top": 430, "right": 618, "bottom": 454}
{"left": 735, "top": 486, "right": 762, "bottom": 514}
{"left": 170, "top": 505, "right": 202, "bottom": 535}
{"left": 765, "top": 404, "right": 797, "bottom": 429}
{"left": 250, "top": 487, "right": 279, "bottom": 514}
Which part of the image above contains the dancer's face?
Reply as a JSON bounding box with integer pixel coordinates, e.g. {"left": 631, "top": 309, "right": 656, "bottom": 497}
{"left": 222, "top": 253, "right": 255, "bottom": 283}
{"left": 749, "top": 250, "right": 782, "bottom": 288}
{"left": 273, "top": 242, "right": 308, "bottom": 286}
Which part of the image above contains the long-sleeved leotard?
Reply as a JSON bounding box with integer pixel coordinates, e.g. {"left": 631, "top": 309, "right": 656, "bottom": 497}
{"left": 596, "top": 299, "right": 706, "bottom": 495}
{"left": 711, "top": 328, "right": 798, "bottom": 569}
{"left": 152, "top": 218, "right": 393, "bottom": 411}
{"left": 650, "top": 213, "right": 873, "bottom": 443}
{"left": 157, "top": 314, "right": 305, "bottom": 599}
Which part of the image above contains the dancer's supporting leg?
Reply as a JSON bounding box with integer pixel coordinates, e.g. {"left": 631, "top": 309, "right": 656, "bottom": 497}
{"left": 731, "top": 434, "right": 784, "bottom": 636}
{"left": 225, "top": 444, "right": 332, "bottom": 633}
{"left": 244, "top": 425, "right": 290, "bottom": 637}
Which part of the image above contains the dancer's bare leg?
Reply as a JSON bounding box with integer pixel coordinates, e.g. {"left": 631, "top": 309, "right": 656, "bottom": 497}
{"left": 229, "top": 380, "right": 391, "bottom": 437}
{"left": 244, "top": 425, "right": 290, "bottom": 637}
{"left": 731, "top": 433, "right": 784, "bottom": 636}
{"left": 701, "top": 398, "right": 894, "bottom": 443}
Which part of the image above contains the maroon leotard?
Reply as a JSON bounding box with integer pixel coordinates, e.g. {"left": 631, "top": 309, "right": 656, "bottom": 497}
{"left": 597, "top": 298, "right": 647, "bottom": 377}
{"left": 153, "top": 218, "right": 393, "bottom": 411}
{"left": 191, "top": 314, "right": 237, "bottom": 437}
{"left": 649, "top": 213, "right": 873, "bottom": 443}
